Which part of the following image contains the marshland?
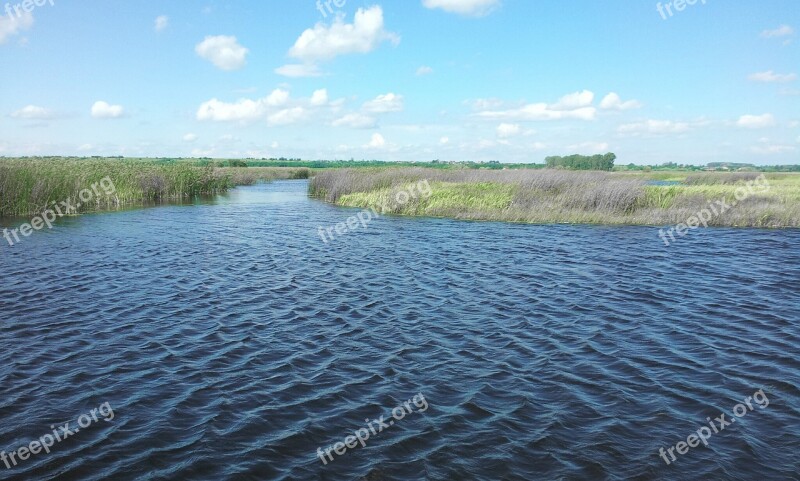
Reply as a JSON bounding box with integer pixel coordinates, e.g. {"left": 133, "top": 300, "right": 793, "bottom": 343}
{"left": 3, "top": 158, "right": 799, "bottom": 229}
{"left": 311, "top": 168, "right": 800, "bottom": 227}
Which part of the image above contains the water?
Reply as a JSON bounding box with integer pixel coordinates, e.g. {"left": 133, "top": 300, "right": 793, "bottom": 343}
{"left": 1, "top": 180, "right": 798, "bottom": 480}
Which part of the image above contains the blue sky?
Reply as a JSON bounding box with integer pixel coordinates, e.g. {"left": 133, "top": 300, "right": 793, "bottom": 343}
{"left": 0, "top": 0, "right": 798, "bottom": 164}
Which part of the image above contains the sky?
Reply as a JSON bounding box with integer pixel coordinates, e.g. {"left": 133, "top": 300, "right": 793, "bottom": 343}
{"left": 0, "top": 0, "right": 798, "bottom": 165}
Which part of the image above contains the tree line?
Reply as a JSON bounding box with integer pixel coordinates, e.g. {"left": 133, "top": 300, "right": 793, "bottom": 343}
{"left": 545, "top": 153, "right": 616, "bottom": 171}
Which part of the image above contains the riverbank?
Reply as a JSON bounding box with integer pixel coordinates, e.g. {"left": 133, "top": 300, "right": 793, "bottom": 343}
{"left": 0, "top": 159, "right": 310, "bottom": 217}
{"left": 309, "top": 168, "right": 800, "bottom": 228}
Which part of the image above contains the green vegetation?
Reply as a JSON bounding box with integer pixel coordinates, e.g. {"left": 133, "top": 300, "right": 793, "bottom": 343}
{"left": 0, "top": 158, "right": 236, "bottom": 217}
{"left": 310, "top": 168, "right": 800, "bottom": 228}
{"left": 545, "top": 153, "right": 616, "bottom": 171}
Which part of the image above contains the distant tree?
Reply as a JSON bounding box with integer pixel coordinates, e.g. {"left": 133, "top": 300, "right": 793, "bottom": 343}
{"left": 545, "top": 153, "right": 616, "bottom": 171}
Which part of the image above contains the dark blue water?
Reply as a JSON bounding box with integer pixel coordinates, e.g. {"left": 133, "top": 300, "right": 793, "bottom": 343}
{"left": 1, "top": 180, "right": 798, "bottom": 480}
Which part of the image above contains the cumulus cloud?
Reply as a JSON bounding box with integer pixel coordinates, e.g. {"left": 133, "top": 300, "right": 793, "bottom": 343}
{"left": 617, "top": 119, "right": 692, "bottom": 135}
{"left": 332, "top": 113, "right": 377, "bottom": 129}
{"left": 422, "top": 0, "right": 500, "bottom": 16}
{"left": 195, "top": 35, "right": 248, "bottom": 71}
{"left": 362, "top": 93, "right": 404, "bottom": 113}
{"left": 275, "top": 63, "right": 323, "bottom": 78}
{"left": 600, "top": 92, "right": 643, "bottom": 111}
{"left": 196, "top": 88, "right": 339, "bottom": 127}
{"left": 91, "top": 101, "right": 125, "bottom": 119}
{"left": 365, "top": 133, "right": 386, "bottom": 149}
{"left": 748, "top": 70, "right": 797, "bottom": 83}
{"left": 440, "top": 137, "right": 450, "bottom": 145}
{"left": 0, "top": 11, "right": 33, "bottom": 45}
{"left": 496, "top": 123, "right": 521, "bottom": 138}
{"left": 196, "top": 89, "right": 289, "bottom": 123}
{"left": 736, "top": 113, "right": 776, "bottom": 129}
{"left": 761, "top": 25, "right": 794, "bottom": 38}
{"left": 154, "top": 15, "right": 169, "bottom": 32}
{"left": 476, "top": 90, "right": 597, "bottom": 121}
{"left": 267, "top": 107, "right": 307, "bottom": 126}
{"left": 288, "top": 6, "right": 398, "bottom": 64}
{"left": 10, "top": 105, "right": 56, "bottom": 120}
{"left": 310, "top": 89, "right": 328, "bottom": 106}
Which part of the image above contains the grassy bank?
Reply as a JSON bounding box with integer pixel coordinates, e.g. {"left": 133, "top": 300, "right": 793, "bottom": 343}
{"left": 0, "top": 158, "right": 321, "bottom": 217}
{"left": 217, "top": 166, "right": 312, "bottom": 185}
{"left": 0, "top": 159, "right": 224, "bottom": 217}
{"left": 310, "top": 168, "right": 800, "bottom": 228}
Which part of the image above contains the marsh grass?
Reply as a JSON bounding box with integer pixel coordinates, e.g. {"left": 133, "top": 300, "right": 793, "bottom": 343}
{"left": 0, "top": 159, "right": 233, "bottom": 217}
{"left": 217, "top": 167, "right": 312, "bottom": 185}
{"left": 310, "top": 168, "right": 800, "bottom": 228}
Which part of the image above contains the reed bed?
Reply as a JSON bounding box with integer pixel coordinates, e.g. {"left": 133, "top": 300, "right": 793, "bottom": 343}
{"left": 216, "top": 167, "right": 312, "bottom": 185}
{"left": 310, "top": 168, "right": 800, "bottom": 228}
{"left": 0, "top": 159, "right": 233, "bottom": 217}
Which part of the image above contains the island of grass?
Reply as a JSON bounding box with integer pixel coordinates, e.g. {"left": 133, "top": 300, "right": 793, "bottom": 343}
{"left": 309, "top": 168, "right": 800, "bottom": 228}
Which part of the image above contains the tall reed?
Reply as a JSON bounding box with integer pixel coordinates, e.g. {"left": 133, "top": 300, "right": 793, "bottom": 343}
{"left": 0, "top": 159, "right": 233, "bottom": 217}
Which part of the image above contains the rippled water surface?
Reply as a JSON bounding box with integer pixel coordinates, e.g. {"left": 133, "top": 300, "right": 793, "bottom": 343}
{"left": 1, "top": 180, "right": 799, "bottom": 480}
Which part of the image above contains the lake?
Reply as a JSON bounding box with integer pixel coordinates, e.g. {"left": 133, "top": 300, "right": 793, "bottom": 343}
{"left": 1, "top": 180, "right": 798, "bottom": 480}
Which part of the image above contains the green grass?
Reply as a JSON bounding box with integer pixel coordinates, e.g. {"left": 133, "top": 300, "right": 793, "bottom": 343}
{"left": 310, "top": 168, "right": 800, "bottom": 228}
{"left": 0, "top": 159, "right": 236, "bottom": 217}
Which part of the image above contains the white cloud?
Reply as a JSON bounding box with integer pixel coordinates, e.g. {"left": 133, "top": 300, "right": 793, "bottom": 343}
{"left": 196, "top": 89, "right": 289, "bottom": 122}
{"left": 551, "top": 90, "right": 594, "bottom": 110}
{"left": 275, "top": 63, "right": 323, "bottom": 78}
{"left": 195, "top": 35, "right": 248, "bottom": 71}
{"left": 761, "top": 25, "right": 794, "bottom": 38}
{"left": 0, "top": 11, "right": 33, "bottom": 45}
{"left": 268, "top": 107, "right": 307, "bottom": 126}
{"left": 736, "top": 113, "right": 776, "bottom": 129}
{"left": 440, "top": 137, "right": 450, "bottom": 145}
{"left": 617, "top": 119, "right": 691, "bottom": 135}
{"left": 477, "top": 90, "right": 597, "bottom": 122}
{"left": 183, "top": 133, "right": 198, "bottom": 142}
{"left": 310, "top": 88, "right": 328, "bottom": 106}
{"left": 416, "top": 66, "right": 434, "bottom": 76}
{"left": 332, "top": 113, "right": 377, "bottom": 129}
{"left": 422, "top": 0, "right": 501, "bottom": 17}
{"left": 748, "top": 70, "right": 797, "bottom": 83}
{"left": 288, "top": 6, "right": 399, "bottom": 63}
{"left": 197, "top": 98, "right": 263, "bottom": 123}
{"left": 91, "top": 101, "right": 125, "bottom": 119}
{"left": 600, "top": 92, "right": 642, "bottom": 111}
{"left": 365, "top": 133, "right": 386, "bottom": 149}
{"left": 362, "top": 93, "right": 404, "bottom": 113}
{"left": 154, "top": 15, "right": 169, "bottom": 32}
{"left": 496, "top": 123, "right": 521, "bottom": 138}
{"left": 10, "top": 105, "right": 55, "bottom": 120}
{"left": 195, "top": 89, "right": 340, "bottom": 127}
